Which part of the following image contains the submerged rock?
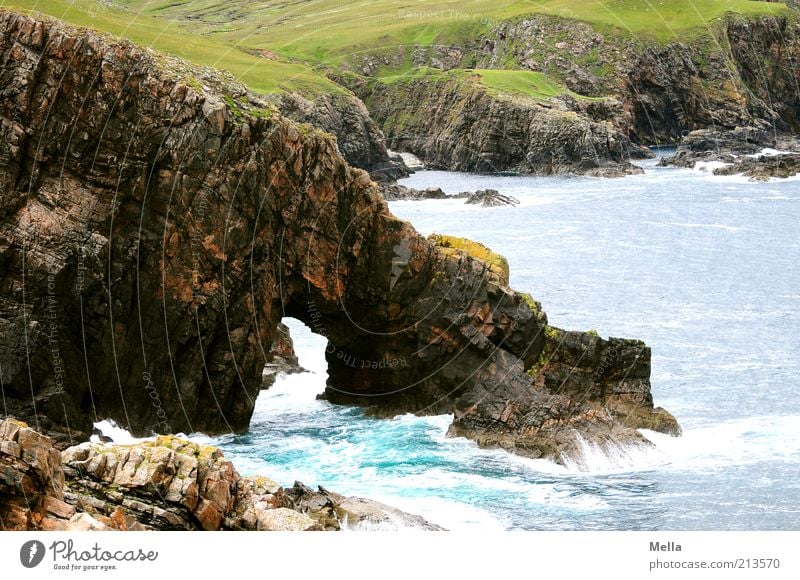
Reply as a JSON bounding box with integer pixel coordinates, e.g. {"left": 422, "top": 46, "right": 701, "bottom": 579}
{"left": 464, "top": 189, "right": 520, "bottom": 207}
{"left": 283, "top": 482, "right": 444, "bottom": 531}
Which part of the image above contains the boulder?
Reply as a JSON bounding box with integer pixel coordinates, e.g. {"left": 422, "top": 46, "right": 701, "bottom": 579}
{"left": 0, "top": 418, "right": 64, "bottom": 530}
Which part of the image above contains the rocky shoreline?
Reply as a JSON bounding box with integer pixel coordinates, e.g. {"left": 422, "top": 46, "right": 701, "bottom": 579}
{"left": 0, "top": 418, "right": 441, "bottom": 531}
{"left": 658, "top": 127, "right": 800, "bottom": 180}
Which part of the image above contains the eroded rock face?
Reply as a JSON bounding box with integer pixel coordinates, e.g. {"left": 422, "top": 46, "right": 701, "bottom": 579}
{"left": 0, "top": 11, "right": 676, "bottom": 465}
{"left": 713, "top": 153, "right": 800, "bottom": 180}
{"left": 364, "top": 75, "right": 650, "bottom": 176}
{"left": 62, "top": 436, "right": 238, "bottom": 530}
{"left": 0, "top": 418, "right": 65, "bottom": 529}
{"left": 277, "top": 91, "right": 407, "bottom": 182}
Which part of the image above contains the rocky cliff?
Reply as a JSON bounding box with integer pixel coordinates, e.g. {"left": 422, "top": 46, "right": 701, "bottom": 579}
{"left": 362, "top": 74, "right": 650, "bottom": 176}
{"left": 276, "top": 91, "right": 406, "bottom": 181}
{"left": 348, "top": 12, "right": 800, "bottom": 165}
{"left": 0, "top": 11, "right": 676, "bottom": 466}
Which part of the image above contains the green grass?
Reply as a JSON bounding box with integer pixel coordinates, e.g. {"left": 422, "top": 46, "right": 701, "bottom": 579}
{"left": 1, "top": 0, "right": 340, "bottom": 95}
{"left": 4, "top": 1, "right": 790, "bottom": 95}
{"left": 535, "top": 0, "right": 789, "bottom": 41}
{"left": 115, "top": 0, "right": 790, "bottom": 63}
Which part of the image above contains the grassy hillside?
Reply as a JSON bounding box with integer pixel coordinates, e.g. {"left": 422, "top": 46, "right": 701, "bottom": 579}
{"left": 3, "top": 0, "right": 791, "bottom": 99}
{"left": 1, "top": 0, "right": 340, "bottom": 94}
{"left": 117, "top": 0, "right": 789, "bottom": 63}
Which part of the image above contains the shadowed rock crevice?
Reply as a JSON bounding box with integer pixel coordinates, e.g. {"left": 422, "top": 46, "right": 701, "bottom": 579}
{"left": 0, "top": 12, "right": 677, "bottom": 463}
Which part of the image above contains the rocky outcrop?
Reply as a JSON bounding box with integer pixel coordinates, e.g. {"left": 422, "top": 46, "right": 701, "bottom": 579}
{"left": 659, "top": 127, "right": 778, "bottom": 168}
{"left": 354, "top": 12, "right": 800, "bottom": 154}
{"left": 284, "top": 482, "right": 444, "bottom": 530}
{"left": 713, "top": 153, "right": 800, "bottom": 180}
{"left": 381, "top": 184, "right": 519, "bottom": 207}
{"left": 277, "top": 91, "right": 407, "bottom": 181}
{"left": 0, "top": 12, "right": 676, "bottom": 466}
{"left": 364, "top": 75, "right": 650, "bottom": 176}
{"left": 658, "top": 127, "right": 800, "bottom": 179}
{"left": 464, "top": 189, "right": 519, "bottom": 207}
{"left": 62, "top": 436, "right": 239, "bottom": 530}
{"left": 380, "top": 184, "right": 448, "bottom": 201}
{"left": 1, "top": 419, "right": 439, "bottom": 530}
{"left": 0, "top": 418, "right": 66, "bottom": 530}
{"left": 261, "top": 322, "right": 304, "bottom": 389}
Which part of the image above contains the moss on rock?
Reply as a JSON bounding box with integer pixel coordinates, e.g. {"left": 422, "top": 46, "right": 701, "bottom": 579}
{"left": 428, "top": 233, "right": 510, "bottom": 284}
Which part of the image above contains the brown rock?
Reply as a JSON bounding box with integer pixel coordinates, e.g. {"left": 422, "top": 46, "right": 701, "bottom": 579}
{"left": 42, "top": 495, "right": 75, "bottom": 519}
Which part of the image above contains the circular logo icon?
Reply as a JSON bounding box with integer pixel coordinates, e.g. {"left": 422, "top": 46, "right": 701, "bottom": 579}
{"left": 20, "top": 540, "right": 46, "bottom": 568}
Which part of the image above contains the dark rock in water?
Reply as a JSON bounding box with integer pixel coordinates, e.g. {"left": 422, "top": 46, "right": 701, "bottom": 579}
{"left": 713, "top": 153, "right": 800, "bottom": 180}
{"left": 380, "top": 183, "right": 448, "bottom": 201}
{"left": 659, "top": 127, "right": 800, "bottom": 179}
{"left": 284, "top": 482, "right": 444, "bottom": 530}
{"left": 659, "top": 126, "right": 778, "bottom": 168}
{"left": 0, "top": 12, "right": 677, "bottom": 466}
{"left": 90, "top": 427, "right": 114, "bottom": 444}
{"left": 381, "top": 184, "right": 520, "bottom": 207}
{"left": 262, "top": 322, "right": 306, "bottom": 389}
{"left": 464, "top": 189, "right": 520, "bottom": 207}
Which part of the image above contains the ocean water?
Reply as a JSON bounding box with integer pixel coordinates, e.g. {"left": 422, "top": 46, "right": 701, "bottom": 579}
{"left": 210, "top": 157, "right": 800, "bottom": 530}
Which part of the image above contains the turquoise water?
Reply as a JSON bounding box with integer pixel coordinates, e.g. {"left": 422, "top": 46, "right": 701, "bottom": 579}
{"left": 212, "top": 158, "right": 800, "bottom": 530}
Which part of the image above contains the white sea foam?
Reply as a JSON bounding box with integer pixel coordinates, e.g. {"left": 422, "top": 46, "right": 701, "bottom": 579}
{"left": 747, "top": 147, "right": 798, "bottom": 158}
{"left": 694, "top": 160, "right": 733, "bottom": 173}
{"left": 387, "top": 149, "right": 424, "bottom": 169}
{"left": 90, "top": 419, "right": 151, "bottom": 444}
{"left": 641, "top": 415, "right": 800, "bottom": 471}
{"left": 559, "top": 433, "right": 669, "bottom": 474}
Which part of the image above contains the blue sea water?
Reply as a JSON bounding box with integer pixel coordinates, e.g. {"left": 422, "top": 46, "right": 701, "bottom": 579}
{"left": 210, "top": 157, "right": 800, "bottom": 530}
